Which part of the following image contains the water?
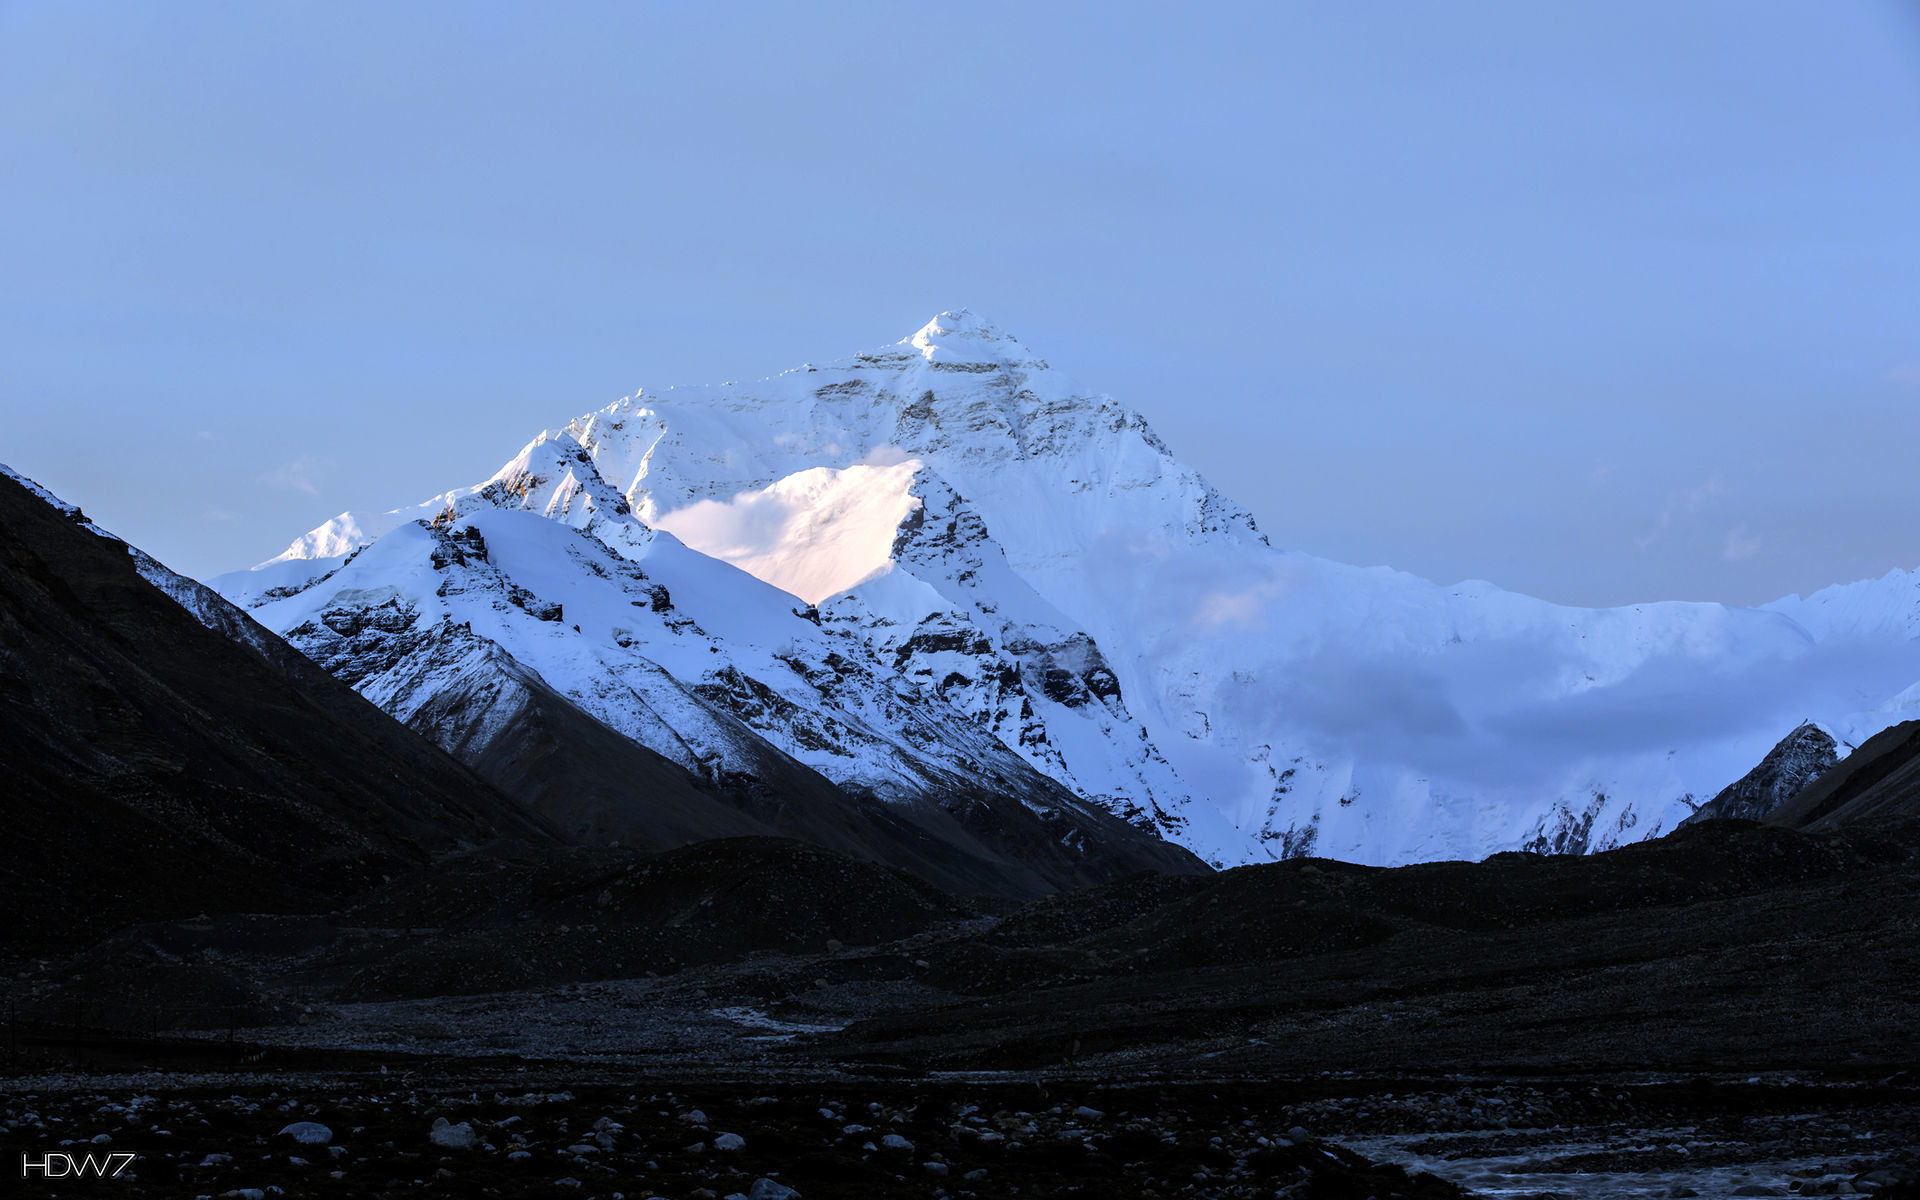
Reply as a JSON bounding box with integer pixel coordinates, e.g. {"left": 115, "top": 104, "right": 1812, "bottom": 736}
{"left": 1346, "top": 1123, "right": 1885, "bottom": 1198}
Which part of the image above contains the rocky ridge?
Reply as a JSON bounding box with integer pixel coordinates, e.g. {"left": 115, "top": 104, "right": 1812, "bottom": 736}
{"left": 1683, "top": 721, "right": 1841, "bottom": 825}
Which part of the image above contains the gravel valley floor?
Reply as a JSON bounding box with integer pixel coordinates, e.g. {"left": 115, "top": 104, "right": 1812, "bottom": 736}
{"left": 8, "top": 824, "right": 1920, "bottom": 1197}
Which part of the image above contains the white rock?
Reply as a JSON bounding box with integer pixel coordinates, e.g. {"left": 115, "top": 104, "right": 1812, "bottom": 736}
{"left": 277, "top": 1122, "right": 333, "bottom": 1146}
{"left": 714, "top": 1132, "right": 746, "bottom": 1151}
{"left": 428, "top": 1118, "right": 478, "bottom": 1150}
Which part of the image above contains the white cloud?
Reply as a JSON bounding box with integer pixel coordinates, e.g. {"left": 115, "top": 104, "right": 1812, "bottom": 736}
{"left": 1637, "top": 475, "right": 1730, "bottom": 551}
{"left": 1684, "top": 474, "right": 1727, "bottom": 511}
{"left": 1192, "top": 580, "right": 1288, "bottom": 630}
{"left": 861, "top": 444, "right": 915, "bottom": 467}
{"left": 1723, "top": 526, "right": 1763, "bottom": 561}
{"left": 1634, "top": 510, "right": 1672, "bottom": 551}
{"left": 260, "top": 456, "right": 327, "bottom": 496}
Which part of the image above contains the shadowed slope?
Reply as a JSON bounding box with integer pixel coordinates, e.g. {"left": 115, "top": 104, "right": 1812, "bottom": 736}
{"left": 411, "top": 639, "right": 1194, "bottom": 899}
{"left": 0, "top": 471, "right": 557, "bottom": 951}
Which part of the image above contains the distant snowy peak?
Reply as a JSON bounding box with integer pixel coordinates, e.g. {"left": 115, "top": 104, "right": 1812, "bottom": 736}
{"left": 220, "top": 429, "right": 659, "bottom": 611}
{"left": 1765, "top": 567, "right": 1920, "bottom": 643}
{"left": 478, "top": 432, "right": 657, "bottom": 560}
{"left": 560, "top": 308, "right": 1267, "bottom": 568}
{"left": 206, "top": 307, "right": 1269, "bottom": 862}
{"left": 208, "top": 312, "right": 1920, "bottom": 872}
{"left": 907, "top": 308, "right": 1041, "bottom": 365}
{"left": 260, "top": 430, "right": 650, "bottom": 567}
{"left": 247, "top": 309, "right": 1263, "bottom": 586}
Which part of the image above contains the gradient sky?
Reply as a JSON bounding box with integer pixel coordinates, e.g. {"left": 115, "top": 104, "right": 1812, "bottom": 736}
{"left": 4, "top": 1, "right": 1918, "bottom": 607}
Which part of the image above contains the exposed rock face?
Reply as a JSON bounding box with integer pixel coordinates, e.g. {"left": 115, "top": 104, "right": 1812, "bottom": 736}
{"left": 817, "top": 469, "right": 1202, "bottom": 848}
{"left": 1683, "top": 723, "right": 1840, "bottom": 826}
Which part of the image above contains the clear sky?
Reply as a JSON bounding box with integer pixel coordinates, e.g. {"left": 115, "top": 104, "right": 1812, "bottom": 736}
{"left": 4, "top": 1, "right": 1918, "bottom": 607}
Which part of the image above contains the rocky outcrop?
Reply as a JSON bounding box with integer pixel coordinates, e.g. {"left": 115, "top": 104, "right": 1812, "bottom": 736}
{"left": 1683, "top": 723, "right": 1839, "bottom": 826}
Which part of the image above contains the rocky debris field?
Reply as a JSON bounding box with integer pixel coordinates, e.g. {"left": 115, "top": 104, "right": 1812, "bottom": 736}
{"left": 7, "top": 822, "right": 1920, "bottom": 1195}
{"left": 2, "top": 1073, "right": 1474, "bottom": 1199}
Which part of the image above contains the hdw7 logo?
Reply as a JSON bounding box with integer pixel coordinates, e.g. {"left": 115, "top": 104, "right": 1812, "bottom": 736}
{"left": 20, "top": 1150, "right": 137, "bottom": 1178}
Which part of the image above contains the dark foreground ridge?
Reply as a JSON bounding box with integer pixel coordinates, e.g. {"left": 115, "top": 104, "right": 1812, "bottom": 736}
{"left": 8, "top": 819, "right": 1920, "bottom": 1196}
{"left": 0, "top": 470, "right": 558, "bottom": 952}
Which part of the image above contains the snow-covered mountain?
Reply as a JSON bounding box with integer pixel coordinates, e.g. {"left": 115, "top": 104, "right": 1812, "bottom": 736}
{"left": 209, "top": 427, "right": 1205, "bottom": 895}
{"left": 212, "top": 311, "right": 1920, "bottom": 868}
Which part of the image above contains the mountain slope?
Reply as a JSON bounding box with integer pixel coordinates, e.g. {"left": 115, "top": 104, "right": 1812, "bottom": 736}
{"left": 213, "top": 311, "right": 1920, "bottom": 868}
{"left": 0, "top": 466, "right": 558, "bottom": 951}
{"left": 217, "top": 451, "right": 1205, "bottom": 895}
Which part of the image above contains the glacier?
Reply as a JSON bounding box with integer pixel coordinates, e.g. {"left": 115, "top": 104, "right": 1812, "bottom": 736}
{"left": 211, "top": 310, "right": 1920, "bottom": 868}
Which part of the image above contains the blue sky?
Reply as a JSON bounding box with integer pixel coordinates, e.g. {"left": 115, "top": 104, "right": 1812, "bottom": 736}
{"left": 4, "top": 1, "right": 1918, "bottom": 606}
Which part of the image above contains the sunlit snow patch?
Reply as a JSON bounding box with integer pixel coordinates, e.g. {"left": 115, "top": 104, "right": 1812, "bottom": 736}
{"left": 654, "top": 457, "right": 924, "bottom": 606}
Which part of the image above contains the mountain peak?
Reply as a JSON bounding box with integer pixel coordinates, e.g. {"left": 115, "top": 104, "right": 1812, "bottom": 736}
{"left": 905, "top": 309, "right": 1026, "bottom": 364}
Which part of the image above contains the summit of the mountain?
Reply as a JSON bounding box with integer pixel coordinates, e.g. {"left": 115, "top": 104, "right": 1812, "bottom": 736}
{"left": 905, "top": 308, "right": 1035, "bottom": 365}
